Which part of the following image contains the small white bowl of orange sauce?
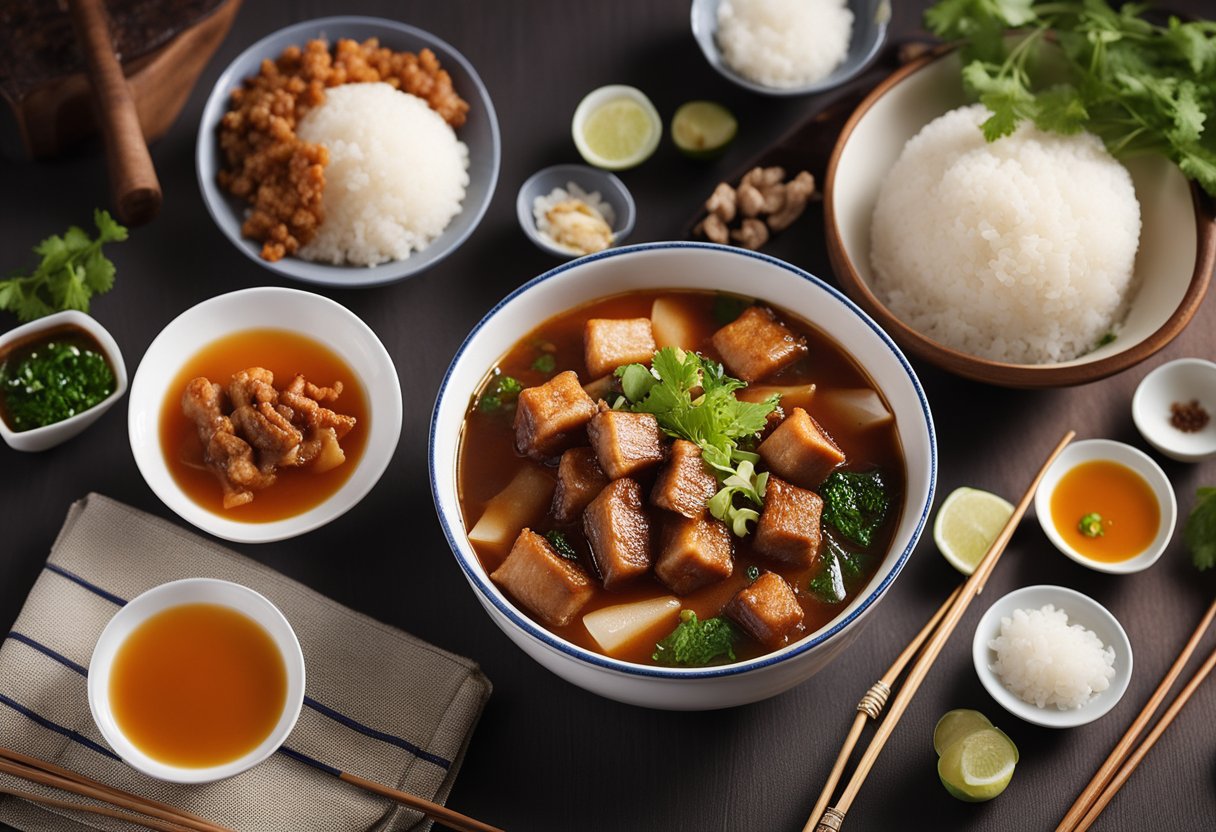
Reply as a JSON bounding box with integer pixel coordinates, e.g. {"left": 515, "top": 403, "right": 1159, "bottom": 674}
{"left": 88, "top": 578, "right": 305, "bottom": 783}
{"left": 1034, "top": 439, "right": 1177, "bottom": 574}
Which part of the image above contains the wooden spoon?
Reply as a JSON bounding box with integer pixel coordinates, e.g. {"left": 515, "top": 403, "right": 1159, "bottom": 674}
{"left": 67, "top": 0, "right": 162, "bottom": 226}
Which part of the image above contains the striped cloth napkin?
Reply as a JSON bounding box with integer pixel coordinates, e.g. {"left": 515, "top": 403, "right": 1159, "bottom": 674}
{"left": 0, "top": 494, "right": 492, "bottom": 832}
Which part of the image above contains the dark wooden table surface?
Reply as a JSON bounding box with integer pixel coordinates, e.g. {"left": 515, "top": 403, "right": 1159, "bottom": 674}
{"left": 3, "top": 2, "right": 1215, "bottom": 830}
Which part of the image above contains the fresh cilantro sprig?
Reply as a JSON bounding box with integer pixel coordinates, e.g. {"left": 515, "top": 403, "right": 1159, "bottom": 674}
{"left": 1184, "top": 487, "right": 1216, "bottom": 571}
{"left": 652, "top": 610, "right": 737, "bottom": 666}
{"left": 0, "top": 210, "right": 127, "bottom": 322}
{"left": 614, "top": 348, "right": 779, "bottom": 537}
{"left": 925, "top": 0, "right": 1216, "bottom": 195}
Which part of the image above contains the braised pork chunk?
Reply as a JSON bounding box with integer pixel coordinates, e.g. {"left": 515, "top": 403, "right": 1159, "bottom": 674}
{"left": 583, "top": 478, "right": 652, "bottom": 590}
{"left": 757, "top": 406, "right": 845, "bottom": 489}
{"left": 584, "top": 317, "right": 657, "bottom": 379}
{"left": 753, "top": 476, "right": 824, "bottom": 568}
{"left": 491, "top": 529, "right": 595, "bottom": 628}
{"left": 587, "top": 403, "right": 665, "bottom": 480}
{"left": 651, "top": 439, "right": 719, "bottom": 518}
{"left": 711, "top": 306, "right": 807, "bottom": 383}
{"left": 552, "top": 447, "right": 610, "bottom": 523}
{"left": 513, "top": 370, "right": 597, "bottom": 460}
{"left": 725, "top": 571, "right": 804, "bottom": 649}
{"left": 656, "top": 514, "right": 734, "bottom": 596}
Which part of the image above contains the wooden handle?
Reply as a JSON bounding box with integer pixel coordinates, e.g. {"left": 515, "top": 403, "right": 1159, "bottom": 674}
{"left": 67, "top": 0, "right": 162, "bottom": 226}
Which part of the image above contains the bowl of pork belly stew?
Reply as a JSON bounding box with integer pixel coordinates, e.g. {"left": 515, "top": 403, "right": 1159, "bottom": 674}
{"left": 430, "top": 242, "right": 935, "bottom": 709}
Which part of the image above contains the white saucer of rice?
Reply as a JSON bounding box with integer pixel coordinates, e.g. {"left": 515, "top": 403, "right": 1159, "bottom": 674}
{"left": 870, "top": 104, "right": 1142, "bottom": 364}
{"left": 297, "top": 82, "right": 470, "bottom": 267}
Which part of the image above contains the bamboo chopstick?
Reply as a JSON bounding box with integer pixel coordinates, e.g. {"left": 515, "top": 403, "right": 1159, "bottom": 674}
{"left": 338, "top": 770, "right": 505, "bottom": 832}
{"left": 0, "top": 784, "right": 194, "bottom": 832}
{"left": 1057, "top": 597, "right": 1216, "bottom": 832}
{"left": 810, "top": 430, "right": 1075, "bottom": 832}
{"left": 802, "top": 584, "right": 963, "bottom": 832}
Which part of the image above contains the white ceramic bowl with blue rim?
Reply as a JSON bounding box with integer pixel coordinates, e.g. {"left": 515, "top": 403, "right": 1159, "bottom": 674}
{"left": 428, "top": 242, "right": 936, "bottom": 709}
{"left": 196, "top": 16, "right": 501, "bottom": 287}
{"left": 690, "top": 0, "right": 891, "bottom": 97}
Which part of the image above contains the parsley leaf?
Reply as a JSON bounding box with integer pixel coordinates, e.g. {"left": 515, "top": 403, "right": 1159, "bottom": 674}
{"left": 652, "top": 610, "right": 737, "bottom": 666}
{"left": 544, "top": 530, "right": 579, "bottom": 561}
{"left": 819, "top": 470, "right": 890, "bottom": 548}
{"left": 0, "top": 210, "right": 127, "bottom": 322}
{"left": 1184, "top": 487, "right": 1216, "bottom": 572}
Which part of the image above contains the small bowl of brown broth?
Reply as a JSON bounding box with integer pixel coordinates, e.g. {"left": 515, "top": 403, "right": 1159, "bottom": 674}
{"left": 1034, "top": 439, "right": 1177, "bottom": 574}
{"left": 88, "top": 578, "right": 305, "bottom": 783}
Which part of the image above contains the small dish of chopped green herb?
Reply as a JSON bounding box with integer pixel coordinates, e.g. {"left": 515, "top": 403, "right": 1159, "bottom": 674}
{"left": 0, "top": 311, "right": 127, "bottom": 452}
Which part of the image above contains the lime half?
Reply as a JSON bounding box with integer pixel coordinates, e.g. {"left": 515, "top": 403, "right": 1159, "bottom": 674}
{"left": 573, "top": 85, "right": 661, "bottom": 170}
{"left": 671, "top": 100, "right": 737, "bottom": 159}
{"left": 933, "top": 709, "right": 993, "bottom": 756}
{"left": 937, "top": 727, "right": 1018, "bottom": 802}
{"left": 933, "top": 487, "right": 1015, "bottom": 576}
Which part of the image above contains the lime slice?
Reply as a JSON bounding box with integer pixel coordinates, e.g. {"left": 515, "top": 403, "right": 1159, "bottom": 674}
{"left": 671, "top": 100, "right": 737, "bottom": 160}
{"left": 933, "top": 709, "right": 993, "bottom": 756}
{"left": 573, "top": 86, "right": 661, "bottom": 170}
{"left": 937, "top": 727, "right": 1018, "bottom": 802}
{"left": 933, "top": 487, "right": 1015, "bottom": 576}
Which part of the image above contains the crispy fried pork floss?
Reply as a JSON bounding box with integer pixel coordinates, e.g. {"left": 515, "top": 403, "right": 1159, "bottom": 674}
{"left": 181, "top": 377, "right": 271, "bottom": 509}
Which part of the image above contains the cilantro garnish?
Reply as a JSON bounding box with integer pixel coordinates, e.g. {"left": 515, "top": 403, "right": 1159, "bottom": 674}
{"left": 476, "top": 374, "right": 523, "bottom": 413}
{"left": 925, "top": 0, "right": 1216, "bottom": 196}
{"left": 819, "top": 470, "right": 890, "bottom": 548}
{"left": 544, "top": 530, "right": 579, "bottom": 561}
{"left": 652, "top": 610, "right": 737, "bottom": 666}
{"left": 614, "top": 348, "right": 779, "bottom": 537}
{"left": 1185, "top": 487, "right": 1216, "bottom": 572}
{"left": 0, "top": 210, "right": 127, "bottom": 322}
{"left": 531, "top": 353, "right": 557, "bottom": 374}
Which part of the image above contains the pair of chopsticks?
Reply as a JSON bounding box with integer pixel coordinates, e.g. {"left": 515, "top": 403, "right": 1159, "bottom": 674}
{"left": 804, "top": 430, "right": 1076, "bottom": 832}
{"left": 0, "top": 744, "right": 504, "bottom": 832}
{"left": 1057, "top": 597, "right": 1216, "bottom": 831}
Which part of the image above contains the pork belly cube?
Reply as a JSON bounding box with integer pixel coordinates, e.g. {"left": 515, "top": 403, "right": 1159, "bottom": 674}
{"left": 651, "top": 439, "right": 718, "bottom": 518}
{"left": 725, "top": 571, "right": 804, "bottom": 650}
{"left": 711, "top": 306, "right": 807, "bottom": 383}
{"left": 584, "top": 318, "right": 657, "bottom": 379}
{"left": 491, "top": 529, "right": 595, "bottom": 628}
{"left": 757, "top": 406, "right": 846, "bottom": 488}
{"left": 587, "top": 404, "right": 665, "bottom": 480}
{"left": 583, "top": 478, "right": 652, "bottom": 590}
{"left": 655, "top": 515, "right": 734, "bottom": 596}
{"left": 552, "top": 447, "right": 610, "bottom": 523}
{"left": 754, "top": 476, "right": 824, "bottom": 568}
{"left": 513, "top": 370, "right": 598, "bottom": 460}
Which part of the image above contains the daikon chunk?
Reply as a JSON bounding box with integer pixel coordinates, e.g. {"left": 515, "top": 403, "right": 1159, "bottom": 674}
{"left": 467, "top": 466, "right": 556, "bottom": 553}
{"left": 818, "top": 388, "right": 892, "bottom": 431}
{"left": 651, "top": 297, "right": 698, "bottom": 350}
{"left": 739, "top": 383, "right": 816, "bottom": 413}
{"left": 583, "top": 596, "right": 681, "bottom": 655}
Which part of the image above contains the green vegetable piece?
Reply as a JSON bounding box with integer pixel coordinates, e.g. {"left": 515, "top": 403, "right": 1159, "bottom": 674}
{"left": 0, "top": 210, "right": 127, "bottom": 323}
{"left": 819, "top": 470, "right": 890, "bottom": 548}
{"left": 1185, "top": 487, "right": 1216, "bottom": 571}
{"left": 476, "top": 374, "right": 522, "bottom": 413}
{"left": 1096, "top": 332, "right": 1117, "bottom": 348}
{"left": 808, "top": 549, "right": 847, "bottom": 604}
{"left": 1078, "top": 512, "right": 1105, "bottom": 537}
{"left": 745, "top": 565, "right": 760, "bottom": 582}
{"left": 544, "top": 530, "right": 579, "bottom": 561}
{"left": 652, "top": 610, "right": 737, "bottom": 667}
{"left": 712, "top": 294, "right": 751, "bottom": 325}
{"left": 0, "top": 341, "right": 115, "bottom": 430}
{"left": 531, "top": 353, "right": 557, "bottom": 374}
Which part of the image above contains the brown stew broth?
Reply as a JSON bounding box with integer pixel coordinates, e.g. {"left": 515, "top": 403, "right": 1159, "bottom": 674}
{"left": 159, "top": 328, "right": 369, "bottom": 523}
{"left": 457, "top": 291, "right": 905, "bottom": 665}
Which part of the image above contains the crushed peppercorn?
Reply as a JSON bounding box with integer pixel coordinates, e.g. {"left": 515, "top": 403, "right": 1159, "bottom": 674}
{"left": 1170, "top": 400, "right": 1210, "bottom": 433}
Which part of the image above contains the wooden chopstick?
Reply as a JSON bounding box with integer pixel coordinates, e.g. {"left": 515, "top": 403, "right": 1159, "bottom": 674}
{"left": 338, "top": 770, "right": 504, "bottom": 832}
{"left": 810, "top": 430, "right": 1075, "bottom": 832}
{"left": 803, "top": 584, "right": 963, "bottom": 832}
{"left": 0, "top": 784, "right": 194, "bottom": 832}
{"left": 1057, "top": 597, "right": 1216, "bottom": 832}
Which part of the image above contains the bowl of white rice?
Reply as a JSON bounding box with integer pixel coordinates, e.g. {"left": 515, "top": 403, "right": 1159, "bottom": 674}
{"left": 690, "top": 0, "right": 890, "bottom": 97}
{"left": 825, "top": 45, "right": 1215, "bottom": 387}
{"left": 972, "top": 585, "right": 1132, "bottom": 729}
{"left": 197, "top": 17, "right": 501, "bottom": 288}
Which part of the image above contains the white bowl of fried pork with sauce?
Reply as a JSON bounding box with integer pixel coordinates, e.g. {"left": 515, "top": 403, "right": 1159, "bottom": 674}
{"left": 129, "top": 287, "right": 402, "bottom": 543}
{"left": 430, "top": 242, "right": 936, "bottom": 709}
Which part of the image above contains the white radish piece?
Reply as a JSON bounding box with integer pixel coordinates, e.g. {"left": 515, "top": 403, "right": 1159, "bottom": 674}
{"left": 739, "top": 383, "right": 816, "bottom": 412}
{"left": 818, "top": 388, "right": 892, "bottom": 430}
{"left": 651, "top": 297, "right": 698, "bottom": 350}
{"left": 583, "top": 596, "right": 681, "bottom": 655}
{"left": 467, "top": 466, "right": 555, "bottom": 549}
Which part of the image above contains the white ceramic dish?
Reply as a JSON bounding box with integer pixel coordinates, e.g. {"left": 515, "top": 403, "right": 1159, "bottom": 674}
{"left": 429, "top": 242, "right": 936, "bottom": 710}
{"left": 0, "top": 310, "right": 127, "bottom": 453}
{"left": 1034, "top": 438, "right": 1177, "bottom": 574}
{"left": 690, "top": 0, "right": 891, "bottom": 97}
{"left": 973, "top": 584, "right": 1132, "bottom": 729}
{"left": 196, "top": 16, "right": 501, "bottom": 288}
{"left": 1132, "top": 358, "right": 1216, "bottom": 462}
{"left": 128, "top": 287, "right": 402, "bottom": 543}
{"left": 826, "top": 46, "right": 1214, "bottom": 387}
{"left": 88, "top": 578, "right": 305, "bottom": 783}
{"left": 516, "top": 164, "right": 637, "bottom": 259}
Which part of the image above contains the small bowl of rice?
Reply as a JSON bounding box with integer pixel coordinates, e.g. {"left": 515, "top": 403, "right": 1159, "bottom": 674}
{"left": 690, "top": 0, "right": 890, "bottom": 97}
{"left": 196, "top": 16, "right": 501, "bottom": 288}
{"left": 516, "top": 165, "right": 636, "bottom": 259}
{"left": 972, "top": 585, "right": 1132, "bottom": 729}
{"left": 825, "top": 45, "right": 1215, "bottom": 387}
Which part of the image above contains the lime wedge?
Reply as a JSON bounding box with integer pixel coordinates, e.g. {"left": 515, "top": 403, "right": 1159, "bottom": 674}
{"left": 933, "top": 709, "right": 993, "bottom": 756}
{"left": 937, "top": 727, "right": 1018, "bottom": 802}
{"left": 573, "top": 86, "right": 661, "bottom": 170}
{"left": 933, "top": 487, "right": 1015, "bottom": 576}
{"left": 671, "top": 100, "right": 737, "bottom": 160}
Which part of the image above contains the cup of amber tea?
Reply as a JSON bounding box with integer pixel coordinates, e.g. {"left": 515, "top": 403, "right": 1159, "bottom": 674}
{"left": 88, "top": 578, "right": 305, "bottom": 782}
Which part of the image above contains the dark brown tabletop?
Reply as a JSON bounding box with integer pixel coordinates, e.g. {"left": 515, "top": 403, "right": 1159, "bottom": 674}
{"left": 2, "top": 2, "right": 1215, "bottom": 831}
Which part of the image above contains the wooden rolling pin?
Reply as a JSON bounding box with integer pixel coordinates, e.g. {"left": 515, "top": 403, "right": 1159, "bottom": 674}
{"left": 67, "top": 0, "right": 163, "bottom": 226}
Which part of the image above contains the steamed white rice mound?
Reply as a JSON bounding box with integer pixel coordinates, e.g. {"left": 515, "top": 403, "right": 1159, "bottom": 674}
{"left": 297, "top": 82, "right": 469, "bottom": 267}
{"left": 989, "top": 604, "right": 1116, "bottom": 711}
{"left": 717, "top": 0, "right": 853, "bottom": 88}
{"left": 870, "top": 104, "right": 1142, "bottom": 364}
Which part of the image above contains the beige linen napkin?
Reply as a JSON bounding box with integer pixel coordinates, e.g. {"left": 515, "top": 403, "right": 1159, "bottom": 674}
{"left": 0, "top": 493, "right": 492, "bottom": 832}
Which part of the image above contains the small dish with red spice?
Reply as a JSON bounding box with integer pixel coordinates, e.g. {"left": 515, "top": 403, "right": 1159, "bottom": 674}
{"left": 1132, "top": 358, "right": 1216, "bottom": 463}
